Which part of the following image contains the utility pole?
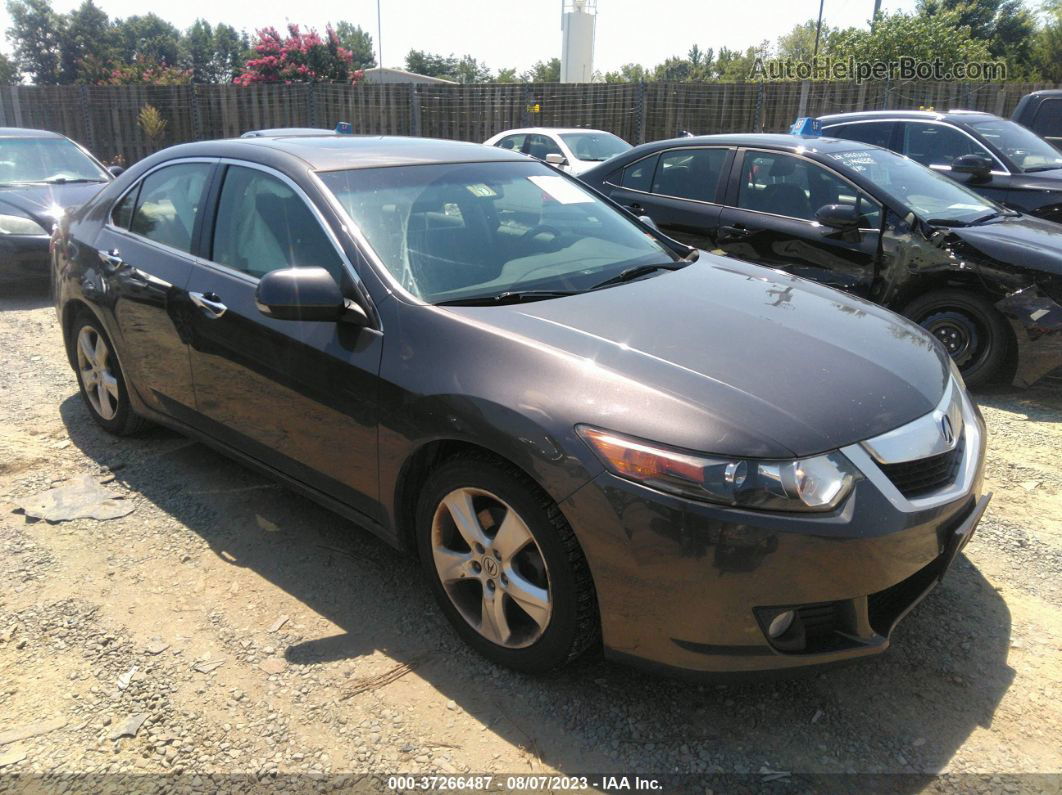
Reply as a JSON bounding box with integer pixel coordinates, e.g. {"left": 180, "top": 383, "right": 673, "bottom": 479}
{"left": 377, "top": 0, "right": 383, "bottom": 68}
{"left": 872, "top": 0, "right": 882, "bottom": 30}
{"left": 813, "top": 0, "right": 825, "bottom": 60}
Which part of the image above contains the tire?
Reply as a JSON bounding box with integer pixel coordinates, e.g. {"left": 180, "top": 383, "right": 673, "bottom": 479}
{"left": 903, "top": 289, "right": 1011, "bottom": 388}
{"left": 415, "top": 453, "right": 599, "bottom": 673}
{"left": 70, "top": 310, "right": 148, "bottom": 436}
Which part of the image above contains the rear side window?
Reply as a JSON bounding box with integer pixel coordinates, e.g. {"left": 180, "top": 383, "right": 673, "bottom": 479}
{"left": 496, "top": 134, "right": 526, "bottom": 153}
{"left": 211, "top": 165, "right": 342, "bottom": 280}
{"left": 524, "top": 134, "right": 564, "bottom": 160}
{"left": 129, "top": 163, "right": 212, "bottom": 253}
{"left": 1033, "top": 99, "right": 1062, "bottom": 140}
{"left": 620, "top": 154, "right": 659, "bottom": 192}
{"left": 826, "top": 122, "right": 894, "bottom": 150}
{"left": 651, "top": 148, "right": 727, "bottom": 203}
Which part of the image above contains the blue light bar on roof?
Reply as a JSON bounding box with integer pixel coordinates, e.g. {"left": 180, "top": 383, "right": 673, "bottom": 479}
{"left": 335, "top": 122, "right": 353, "bottom": 135}
{"left": 789, "top": 117, "right": 822, "bottom": 137}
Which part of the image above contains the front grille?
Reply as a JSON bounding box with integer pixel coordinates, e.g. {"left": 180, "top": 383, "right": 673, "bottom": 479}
{"left": 879, "top": 439, "right": 963, "bottom": 498}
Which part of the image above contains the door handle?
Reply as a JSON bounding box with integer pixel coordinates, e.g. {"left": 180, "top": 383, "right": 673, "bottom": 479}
{"left": 628, "top": 203, "right": 645, "bottom": 214}
{"left": 97, "top": 248, "right": 125, "bottom": 271}
{"left": 189, "top": 291, "right": 228, "bottom": 318}
{"left": 719, "top": 225, "right": 753, "bottom": 241}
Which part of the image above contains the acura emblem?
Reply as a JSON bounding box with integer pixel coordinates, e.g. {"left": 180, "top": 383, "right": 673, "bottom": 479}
{"left": 941, "top": 415, "right": 955, "bottom": 445}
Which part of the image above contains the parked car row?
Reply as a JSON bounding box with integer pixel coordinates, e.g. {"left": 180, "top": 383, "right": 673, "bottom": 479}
{"left": 7, "top": 99, "right": 1061, "bottom": 678}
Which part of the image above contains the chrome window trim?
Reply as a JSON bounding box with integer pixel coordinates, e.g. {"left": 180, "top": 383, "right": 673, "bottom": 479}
{"left": 840, "top": 377, "right": 983, "bottom": 513}
{"left": 732, "top": 147, "right": 883, "bottom": 233}
{"left": 824, "top": 118, "right": 1011, "bottom": 175}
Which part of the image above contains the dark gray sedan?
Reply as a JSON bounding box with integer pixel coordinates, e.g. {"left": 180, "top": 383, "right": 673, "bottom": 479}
{"left": 51, "top": 134, "right": 988, "bottom": 676}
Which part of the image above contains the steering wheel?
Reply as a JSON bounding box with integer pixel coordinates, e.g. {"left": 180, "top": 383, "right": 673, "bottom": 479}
{"left": 520, "top": 224, "right": 562, "bottom": 243}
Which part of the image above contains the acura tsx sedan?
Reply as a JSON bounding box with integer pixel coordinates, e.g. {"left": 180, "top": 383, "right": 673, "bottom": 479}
{"left": 51, "top": 134, "right": 989, "bottom": 675}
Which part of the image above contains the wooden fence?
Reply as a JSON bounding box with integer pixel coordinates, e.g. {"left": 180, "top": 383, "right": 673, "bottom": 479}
{"left": 0, "top": 79, "right": 1057, "bottom": 165}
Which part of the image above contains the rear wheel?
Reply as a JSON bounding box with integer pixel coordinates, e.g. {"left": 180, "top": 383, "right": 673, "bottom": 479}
{"left": 415, "top": 454, "right": 598, "bottom": 673}
{"left": 903, "top": 289, "right": 1010, "bottom": 387}
{"left": 71, "top": 311, "right": 147, "bottom": 436}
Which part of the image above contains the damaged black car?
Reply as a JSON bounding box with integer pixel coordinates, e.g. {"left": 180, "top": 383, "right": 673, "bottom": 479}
{"left": 580, "top": 134, "right": 1062, "bottom": 387}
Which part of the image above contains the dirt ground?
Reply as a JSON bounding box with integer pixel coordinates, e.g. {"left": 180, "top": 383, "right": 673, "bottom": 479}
{"left": 1, "top": 286, "right": 1060, "bottom": 792}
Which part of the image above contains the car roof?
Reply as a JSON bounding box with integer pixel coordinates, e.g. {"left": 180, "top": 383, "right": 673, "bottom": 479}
{"left": 629, "top": 133, "right": 880, "bottom": 154}
{"left": 492, "top": 128, "right": 613, "bottom": 136}
{"left": 241, "top": 127, "right": 337, "bottom": 138}
{"left": 1020, "top": 89, "right": 1062, "bottom": 99}
{"left": 818, "top": 109, "right": 1001, "bottom": 124}
{"left": 148, "top": 135, "right": 528, "bottom": 171}
{"left": 0, "top": 127, "right": 66, "bottom": 139}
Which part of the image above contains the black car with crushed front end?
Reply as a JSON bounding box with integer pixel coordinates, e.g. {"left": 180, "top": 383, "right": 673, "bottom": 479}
{"left": 818, "top": 110, "right": 1062, "bottom": 225}
{"left": 580, "top": 133, "right": 1062, "bottom": 388}
{"left": 52, "top": 134, "right": 987, "bottom": 677}
{"left": 0, "top": 127, "right": 112, "bottom": 287}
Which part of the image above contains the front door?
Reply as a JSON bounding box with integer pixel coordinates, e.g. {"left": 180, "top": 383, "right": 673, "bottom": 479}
{"left": 183, "top": 163, "right": 384, "bottom": 522}
{"left": 716, "top": 149, "right": 881, "bottom": 295}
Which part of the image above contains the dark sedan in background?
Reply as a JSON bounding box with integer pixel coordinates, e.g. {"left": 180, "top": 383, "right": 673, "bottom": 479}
{"left": 1012, "top": 89, "right": 1062, "bottom": 150}
{"left": 819, "top": 110, "right": 1062, "bottom": 224}
{"left": 580, "top": 133, "right": 1062, "bottom": 387}
{"left": 0, "top": 127, "right": 112, "bottom": 286}
{"left": 51, "top": 133, "right": 987, "bottom": 676}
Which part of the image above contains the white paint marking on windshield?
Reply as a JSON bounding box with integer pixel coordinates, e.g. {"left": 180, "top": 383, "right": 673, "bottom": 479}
{"left": 528, "top": 175, "right": 594, "bottom": 204}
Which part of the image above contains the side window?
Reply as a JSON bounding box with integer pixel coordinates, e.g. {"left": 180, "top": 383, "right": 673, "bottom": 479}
{"left": 1033, "top": 100, "right": 1062, "bottom": 141}
{"left": 737, "top": 151, "right": 880, "bottom": 225}
{"left": 525, "top": 134, "right": 564, "bottom": 160}
{"left": 111, "top": 186, "right": 138, "bottom": 229}
{"left": 620, "top": 154, "right": 659, "bottom": 192}
{"left": 901, "top": 122, "right": 988, "bottom": 167}
{"left": 651, "top": 148, "right": 727, "bottom": 203}
{"left": 496, "top": 134, "right": 526, "bottom": 152}
{"left": 129, "top": 163, "right": 212, "bottom": 253}
{"left": 211, "top": 165, "right": 343, "bottom": 280}
{"left": 826, "top": 122, "right": 894, "bottom": 150}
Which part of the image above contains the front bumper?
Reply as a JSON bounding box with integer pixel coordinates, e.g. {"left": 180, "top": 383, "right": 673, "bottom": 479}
{"left": 996, "top": 287, "right": 1062, "bottom": 388}
{"left": 560, "top": 385, "right": 988, "bottom": 675}
{"left": 0, "top": 235, "right": 50, "bottom": 284}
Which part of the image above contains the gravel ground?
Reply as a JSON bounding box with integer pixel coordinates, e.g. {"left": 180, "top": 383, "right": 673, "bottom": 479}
{"left": 1, "top": 287, "right": 1060, "bottom": 793}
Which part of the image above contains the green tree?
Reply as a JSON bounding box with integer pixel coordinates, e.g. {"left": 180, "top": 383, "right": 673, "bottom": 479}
{"left": 5, "top": 0, "right": 64, "bottom": 84}
{"left": 0, "top": 51, "right": 17, "bottom": 83}
{"left": 494, "top": 66, "right": 520, "bottom": 82}
{"left": 830, "top": 11, "right": 994, "bottom": 65}
{"left": 182, "top": 18, "right": 214, "bottom": 83}
{"left": 714, "top": 43, "right": 769, "bottom": 81}
{"left": 1033, "top": 0, "right": 1062, "bottom": 80}
{"left": 918, "top": 0, "right": 1036, "bottom": 73}
{"left": 522, "top": 57, "right": 559, "bottom": 82}
{"left": 59, "top": 0, "right": 113, "bottom": 83}
{"left": 115, "top": 14, "right": 180, "bottom": 66}
{"left": 454, "top": 54, "right": 491, "bottom": 83}
{"left": 405, "top": 49, "right": 458, "bottom": 79}
{"left": 776, "top": 19, "right": 838, "bottom": 61}
{"left": 602, "top": 62, "right": 648, "bottom": 82}
{"left": 333, "top": 21, "right": 375, "bottom": 70}
{"left": 213, "top": 23, "right": 249, "bottom": 83}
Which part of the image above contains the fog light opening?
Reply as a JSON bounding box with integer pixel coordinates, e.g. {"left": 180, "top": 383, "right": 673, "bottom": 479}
{"left": 767, "top": 610, "right": 796, "bottom": 639}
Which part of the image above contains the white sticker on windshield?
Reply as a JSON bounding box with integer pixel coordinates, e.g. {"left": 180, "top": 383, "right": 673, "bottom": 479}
{"left": 528, "top": 175, "right": 594, "bottom": 204}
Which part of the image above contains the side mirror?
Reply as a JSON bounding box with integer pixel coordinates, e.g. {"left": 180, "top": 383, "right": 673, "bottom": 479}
{"left": 951, "top": 153, "right": 992, "bottom": 180}
{"left": 638, "top": 214, "right": 659, "bottom": 230}
{"left": 255, "top": 266, "right": 368, "bottom": 325}
{"left": 815, "top": 204, "right": 861, "bottom": 229}
{"left": 108, "top": 165, "right": 125, "bottom": 177}
{"left": 545, "top": 153, "right": 568, "bottom": 166}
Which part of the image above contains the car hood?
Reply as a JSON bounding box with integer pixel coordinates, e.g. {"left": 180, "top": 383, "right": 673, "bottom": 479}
{"left": 451, "top": 255, "right": 950, "bottom": 459}
{"left": 946, "top": 215, "right": 1062, "bottom": 277}
{"left": 0, "top": 182, "right": 108, "bottom": 228}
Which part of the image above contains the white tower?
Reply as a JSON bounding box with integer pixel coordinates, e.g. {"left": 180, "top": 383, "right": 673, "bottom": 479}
{"left": 560, "top": 0, "right": 597, "bottom": 83}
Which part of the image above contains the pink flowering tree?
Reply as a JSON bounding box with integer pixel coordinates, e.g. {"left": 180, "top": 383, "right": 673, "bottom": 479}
{"left": 234, "top": 24, "right": 364, "bottom": 85}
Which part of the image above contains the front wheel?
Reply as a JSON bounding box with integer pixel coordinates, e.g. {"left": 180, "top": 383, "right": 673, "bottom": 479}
{"left": 903, "top": 289, "right": 1011, "bottom": 387}
{"left": 415, "top": 454, "right": 599, "bottom": 673}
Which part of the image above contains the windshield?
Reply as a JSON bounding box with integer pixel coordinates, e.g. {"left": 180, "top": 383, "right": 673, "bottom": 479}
{"left": 969, "top": 120, "right": 1062, "bottom": 172}
{"left": 558, "top": 132, "right": 632, "bottom": 162}
{"left": 0, "top": 137, "right": 109, "bottom": 185}
{"left": 319, "top": 161, "right": 678, "bottom": 304}
{"left": 826, "top": 148, "right": 998, "bottom": 225}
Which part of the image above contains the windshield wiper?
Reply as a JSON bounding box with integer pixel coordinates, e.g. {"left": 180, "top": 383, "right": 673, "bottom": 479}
{"left": 925, "top": 218, "right": 971, "bottom": 227}
{"left": 435, "top": 289, "right": 579, "bottom": 306}
{"left": 1023, "top": 165, "right": 1062, "bottom": 173}
{"left": 590, "top": 260, "right": 689, "bottom": 290}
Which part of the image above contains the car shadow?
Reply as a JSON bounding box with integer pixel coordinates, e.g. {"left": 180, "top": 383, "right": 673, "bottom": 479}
{"left": 59, "top": 395, "right": 1014, "bottom": 783}
{"left": 0, "top": 283, "right": 52, "bottom": 312}
{"left": 974, "top": 379, "right": 1062, "bottom": 423}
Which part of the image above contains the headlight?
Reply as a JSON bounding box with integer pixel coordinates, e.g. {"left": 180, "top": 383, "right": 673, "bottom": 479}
{"left": 0, "top": 213, "right": 48, "bottom": 235}
{"left": 577, "top": 426, "right": 858, "bottom": 512}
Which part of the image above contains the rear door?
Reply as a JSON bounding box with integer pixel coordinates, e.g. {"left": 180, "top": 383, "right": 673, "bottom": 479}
{"left": 716, "top": 149, "right": 882, "bottom": 295}
{"left": 602, "top": 146, "right": 730, "bottom": 249}
{"left": 93, "top": 159, "right": 216, "bottom": 418}
{"left": 183, "top": 161, "right": 384, "bottom": 522}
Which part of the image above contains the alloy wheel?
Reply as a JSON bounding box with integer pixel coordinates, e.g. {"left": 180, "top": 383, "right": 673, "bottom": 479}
{"left": 76, "top": 325, "right": 120, "bottom": 421}
{"left": 430, "top": 487, "right": 552, "bottom": 648}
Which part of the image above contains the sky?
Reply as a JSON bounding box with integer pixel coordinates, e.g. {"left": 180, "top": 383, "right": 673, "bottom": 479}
{"left": 1, "top": 0, "right": 927, "bottom": 73}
